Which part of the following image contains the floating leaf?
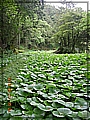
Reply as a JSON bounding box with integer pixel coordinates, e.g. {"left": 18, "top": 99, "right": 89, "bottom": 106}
{"left": 57, "top": 108, "right": 72, "bottom": 115}
{"left": 31, "top": 73, "right": 37, "bottom": 79}
{"left": 37, "top": 103, "right": 53, "bottom": 111}
{"left": 52, "top": 111, "right": 64, "bottom": 117}
{"left": 53, "top": 99, "right": 65, "bottom": 106}
{"left": 38, "top": 74, "right": 46, "bottom": 79}
{"left": 10, "top": 110, "right": 22, "bottom": 116}
{"left": 20, "top": 83, "right": 28, "bottom": 87}
{"left": 52, "top": 102, "right": 63, "bottom": 108}
{"left": 37, "top": 97, "right": 43, "bottom": 103}
{"left": 21, "top": 104, "right": 28, "bottom": 110}
{"left": 46, "top": 83, "right": 56, "bottom": 88}
{"left": 23, "top": 87, "right": 35, "bottom": 93}
{"left": 30, "top": 101, "right": 38, "bottom": 106}
{"left": 78, "top": 110, "right": 90, "bottom": 119}
{"left": 37, "top": 103, "right": 45, "bottom": 111}
{"left": 33, "top": 84, "right": 44, "bottom": 90}
{"left": 34, "top": 108, "right": 45, "bottom": 115}
{"left": 27, "top": 98, "right": 32, "bottom": 103}
{"left": 65, "top": 102, "right": 74, "bottom": 108}
{"left": 45, "top": 106, "right": 53, "bottom": 111}
{"left": 74, "top": 97, "right": 88, "bottom": 110}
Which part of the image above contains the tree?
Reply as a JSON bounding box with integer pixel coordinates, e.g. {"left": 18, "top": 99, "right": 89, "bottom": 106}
{"left": 0, "top": 0, "right": 44, "bottom": 51}
{"left": 52, "top": 8, "right": 87, "bottom": 53}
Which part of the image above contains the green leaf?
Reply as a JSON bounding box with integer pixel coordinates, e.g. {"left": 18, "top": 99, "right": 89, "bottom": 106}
{"left": 33, "top": 110, "right": 45, "bottom": 117}
{"left": 37, "top": 97, "right": 43, "bottom": 103}
{"left": 53, "top": 100, "right": 65, "bottom": 106}
{"left": 31, "top": 73, "right": 37, "bottom": 79}
{"left": 52, "top": 102, "right": 63, "bottom": 108}
{"left": 23, "top": 87, "right": 35, "bottom": 93}
{"left": 52, "top": 111, "right": 64, "bottom": 117}
{"left": 1, "top": 106, "right": 8, "bottom": 114}
{"left": 0, "top": 108, "right": 3, "bottom": 115}
{"left": 27, "top": 98, "right": 32, "bottom": 103}
{"left": 37, "top": 104, "right": 53, "bottom": 111}
{"left": 34, "top": 84, "right": 44, "bottom": 90}
{"left": 27, "top": 85, "right": 34, "bottom": 90}
{"left": 68, "top": 111, "right": 78, "bottom": 118}
{"left": 78, "top": 110, "right": 90, "bottom": 119}
{"left": 46, "top": 83, "right": 56, "bottom": 88}
{"left": 74, "top": 97, "right": 88, "bottom": 110}
{"left": 16, "top": 88, "right": 28, "bottom": 97}
{"left": 45, "top": 106, "right": 53, "bottom": 111}
{"left": 37, "top": 103, "right": 45, "bottom": 111}
{"left": 72, "top": 118, "right": 81, "bottom": 120}
{"left": 18, "top": 97, "right": 26, "bottom": 103}
{"left": 30, "top": 101, "right": 38, "bottom": 106}
{"left": 21, "top": 104, "right": 27, "bottom": 110}
{"left": 44, "top": 100, "right": 52, "bottom": 106}
{"left": 45, "top": 114, "right": 53, "bottom": 120}
{"left": 57, "top": 108, "right": 72, "bottom": 115}
{"left": 42, "top": 93, "right": 48, "bottom": 98}
{"left": 10, "top": 110, "right": 22, "bottom": 116}
{"left": 20, "top": 83, "right": 28, "bottom": 87}
{"left": 34, "top": 108, "right": 45, "bottom": 115}
{"left": 2, "top": 112, "right": 11, "bottom": 118}
{"left": 9, "top": 116, "right": 23, "bottom": 120}
{"left": 10, "top": 97, "right": 18, "bottom": 102}
{"left": 49, "top": 88, "right": 55, "bottom": 93}
{"left": 38, "top": 74, "right": 46, "bottom": 79}
{"left": 22, "top": 110, "right": 33, "bottom": 116}
{"left": 65, "top": 102, "right": 74, "bottom": 108}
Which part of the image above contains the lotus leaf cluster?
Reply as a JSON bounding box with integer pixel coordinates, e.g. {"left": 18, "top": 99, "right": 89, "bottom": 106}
{"left": 0, "top": 51, "right": 90, "bottom": 120}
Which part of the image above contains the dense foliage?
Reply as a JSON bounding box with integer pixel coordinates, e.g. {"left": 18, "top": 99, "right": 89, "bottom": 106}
{"left": 0, "top": 1, "right": 90, "bottom": 53}
{"left": 43, "top": 5, "right": 90, "bottom": 53}
{"left": 0, "top": 51, "right": 90, "bottom": 119}
{"left": 0, "top": 0, "right": 43, "bottom": 50}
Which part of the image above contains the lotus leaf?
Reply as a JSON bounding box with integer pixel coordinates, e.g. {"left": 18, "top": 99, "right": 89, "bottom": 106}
{"left": 10, "top": 110, "right": 22, "bottom": 116}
